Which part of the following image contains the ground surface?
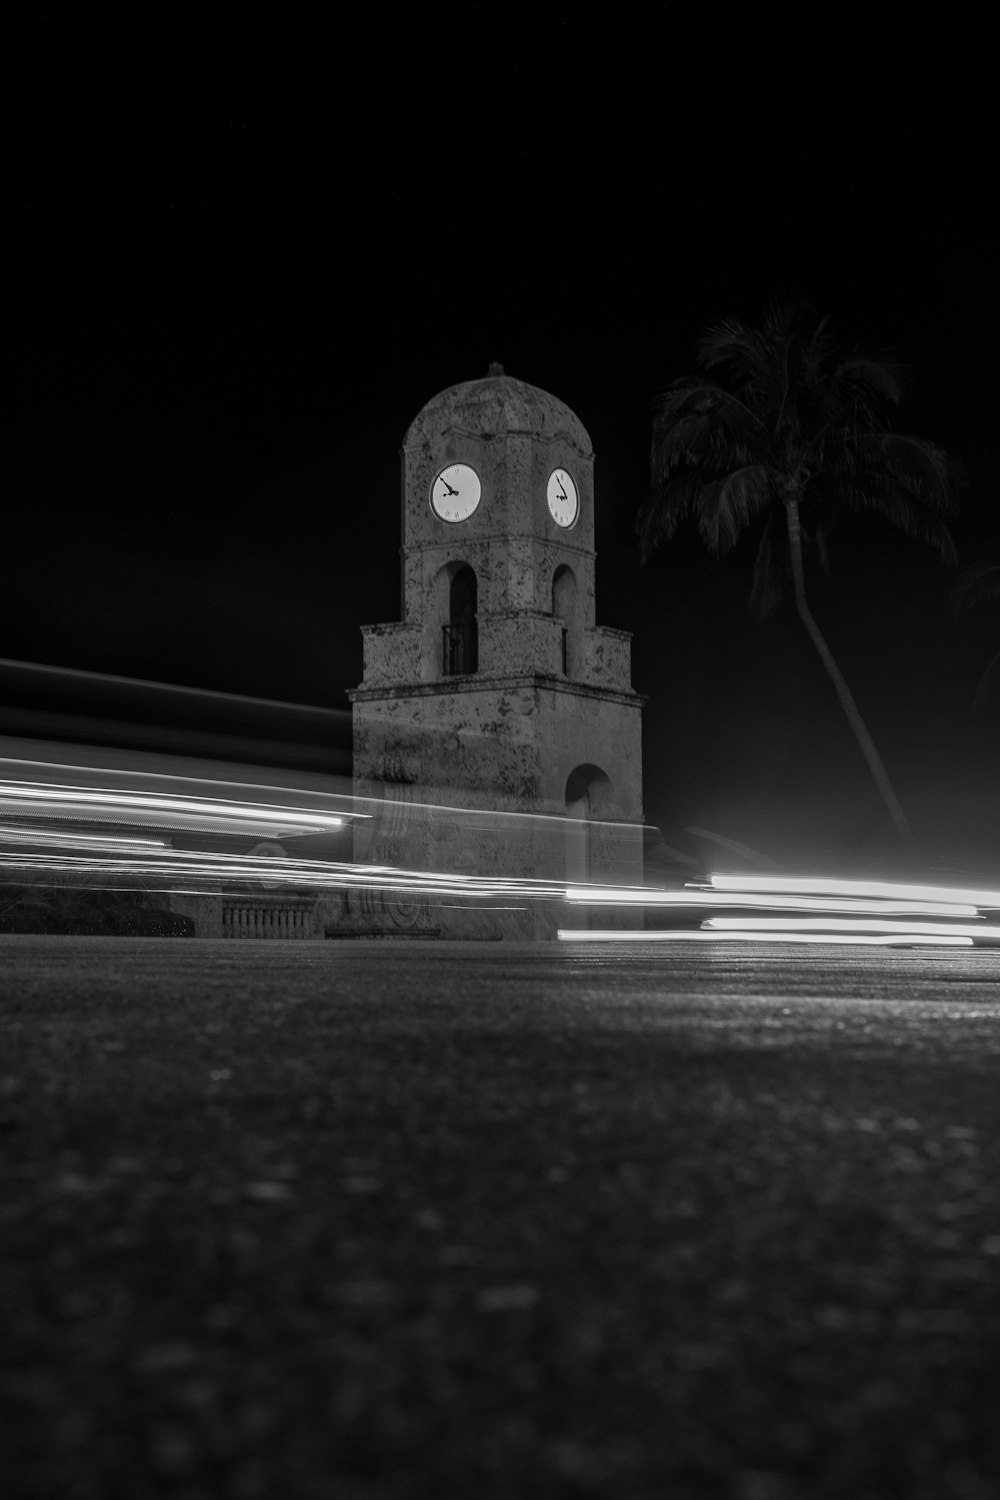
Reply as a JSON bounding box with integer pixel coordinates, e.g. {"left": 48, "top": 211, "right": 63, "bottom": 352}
{"left": 2, "top": 935, "right": 1000, "bottom": 1500}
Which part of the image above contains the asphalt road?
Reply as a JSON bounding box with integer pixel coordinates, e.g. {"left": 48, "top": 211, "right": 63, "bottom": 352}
{"left": 2, "top": 936, "right": 1000, "bottom": 1500}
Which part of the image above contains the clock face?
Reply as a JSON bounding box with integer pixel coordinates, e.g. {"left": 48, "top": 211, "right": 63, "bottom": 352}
{"left": 431, "top": 463, "right": 481, "bottom": 523}
{"left": 547, "top": 468, "right": 579, "bottom": 528}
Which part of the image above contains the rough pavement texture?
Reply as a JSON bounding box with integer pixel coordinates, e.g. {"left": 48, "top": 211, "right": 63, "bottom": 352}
{"left": 2, "top": 936, "right": 1000, "bottom": 1499}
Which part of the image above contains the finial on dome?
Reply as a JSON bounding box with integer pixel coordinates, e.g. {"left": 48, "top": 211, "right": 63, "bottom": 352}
{"left": 487, "top": 361, "right": 505, "bottom": 377}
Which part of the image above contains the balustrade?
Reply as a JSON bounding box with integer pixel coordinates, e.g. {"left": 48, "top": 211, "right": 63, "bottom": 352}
{"left": 222, "top": 903, "right": 313, "bottom": 938}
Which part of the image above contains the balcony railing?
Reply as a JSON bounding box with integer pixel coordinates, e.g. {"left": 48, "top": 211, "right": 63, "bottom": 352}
{"left": 443, "top": 622, "right": 478, "bottom": 676}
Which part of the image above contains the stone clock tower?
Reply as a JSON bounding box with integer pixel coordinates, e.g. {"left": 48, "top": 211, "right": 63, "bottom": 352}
{"left": 348, "top": 366, "right": 643, "bottom": 939}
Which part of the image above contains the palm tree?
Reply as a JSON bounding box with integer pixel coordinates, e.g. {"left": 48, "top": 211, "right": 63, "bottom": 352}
{"left": 638, "top": 299, "right": 963, "bottom": 845}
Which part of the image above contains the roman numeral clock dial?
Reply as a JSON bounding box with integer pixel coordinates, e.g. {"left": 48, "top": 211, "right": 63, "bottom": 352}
{"left": 431, "top": 463, "right": 481, "bottom": 522}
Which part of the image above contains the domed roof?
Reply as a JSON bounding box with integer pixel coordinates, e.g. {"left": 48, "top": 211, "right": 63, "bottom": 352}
{"left": 403, "top": 365, "right": 592, "bottom": 455}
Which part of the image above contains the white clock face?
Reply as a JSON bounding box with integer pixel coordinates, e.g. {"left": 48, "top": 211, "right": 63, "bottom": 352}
{"left": 431, "top": 463, "right": 481, "bottom": 522}
{"left": 547, "top": 468, "right": 579, "bottom": 528}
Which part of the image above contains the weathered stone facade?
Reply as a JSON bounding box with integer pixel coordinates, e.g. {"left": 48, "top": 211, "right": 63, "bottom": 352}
{"left": 348, "top": 368, "right": 644, "bottom": 939}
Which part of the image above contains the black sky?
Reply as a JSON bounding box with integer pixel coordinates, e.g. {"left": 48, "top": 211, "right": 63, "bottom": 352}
{"left": 5, "top": 34, "right": 1000, "bottom": 867}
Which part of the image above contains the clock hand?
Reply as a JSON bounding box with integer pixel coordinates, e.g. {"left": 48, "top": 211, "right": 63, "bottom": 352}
{"left": 442, "top": 480, "right": 459, "bottom": 496}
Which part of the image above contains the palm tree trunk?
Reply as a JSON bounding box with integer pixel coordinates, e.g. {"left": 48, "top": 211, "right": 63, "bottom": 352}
{"left": 784, "top": 497, "right": 914, "bottom": 847}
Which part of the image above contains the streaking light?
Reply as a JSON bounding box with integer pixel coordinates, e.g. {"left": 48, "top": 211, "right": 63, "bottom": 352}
{"left": 558, "top": 929, "right": 975, "bottom": 947}
{"left": 0, "top": 825, "right": 167, "bottom": 850}
{"left": 564, "top": 884, "right": 977, "bottom": 918}
{"left": 3, "top": 749, "right": 997, "bottom": 946}
{"left": 0, "top": 779, "right": 345, "bottom": 837}
{"left": 561, "top": 869, "right": 1000, "bottom": 948}
{"left": 708, "top": 872, "right": 1000, "bottom": 910}
{"left": 704, "top": 916, "right": 1000, "bottom": 941}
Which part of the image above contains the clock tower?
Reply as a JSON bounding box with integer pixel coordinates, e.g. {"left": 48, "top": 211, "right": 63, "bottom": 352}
{"left": 348, "top": 366, "right": 643, "bottom": 939}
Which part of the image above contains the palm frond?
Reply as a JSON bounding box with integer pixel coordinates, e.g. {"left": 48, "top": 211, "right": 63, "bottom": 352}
{"left": 691, "top": 479, "right": 734, "bottom": 556}
{"left": 653, "top": 380, "right": 758, "bottom": 426}
{"left": 837, "top": 432, "right": 965, "bottom": 510}
{"left": 650, "top": 410, "right": 750, "bottom": 481}
{"left": 953, "top": 559, "right": 1000, "bottom": 615}
{"left": 696, "top": 316, "right": 754, "bottom": 372}
{"left": 651, "top": 383, "right": 761, "bottom": 485}
{"left": 709, "top": 466, "right": 778, "bottom": 553}
{"left": 835, "top": 476, "right": 958, "bottom": 566}
{"left": 652, "top": 382, "right": 761, "bottom": 434}
{"left": 700, "top": 304, "right": 791, "bottom": 411}
{"left": 637, "top": 473, "right": 718, "bottom": 561}
{"left": 805, "top": 312, "right": 836, "bottom": 366}
{"left": 640, "top": 464, "right": 778, "bottom": 562}
{"left": 832, "top": 355, "right": 905, "bottom": 412}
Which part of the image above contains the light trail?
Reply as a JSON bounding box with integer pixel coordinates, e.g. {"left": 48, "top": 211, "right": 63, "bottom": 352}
{"left": 3, "top": 753, "right": 996, "bottom": 944}
{"left": 704, "top": 916, "right": 1000, "bottom": 941}
{"left": 0, "top": 825, "right": 168, "bottom": 850}
{"left": 558, "top": 929, "right": 975, "bottom": 946}
{"left": 563, "top": 885, "right": 977, "bottom": 918}
{"left": 707, "top": 872, "right": 1000, "bottom": 910}
{"left": 561, "top": 872, "right": 1000, "bottom": 949}
{"left": 0, "top": 779, "right": 345, "bottom": 837}
{"left": 0, "top": 842, "right": 569, "bottom": 902}
{"left": 0, "top": 768, "right": 569, "bottom": 904}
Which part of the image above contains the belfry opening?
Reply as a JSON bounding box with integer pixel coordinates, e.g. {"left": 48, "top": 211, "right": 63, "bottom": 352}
{"left": 445, "top": 564, "right": 478, "bottom": 676}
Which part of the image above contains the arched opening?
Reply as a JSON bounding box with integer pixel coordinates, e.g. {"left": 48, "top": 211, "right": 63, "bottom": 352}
{"left": 565, "top": 763, "right": 612, "bottom": 893}
{"left": 552, "top": 564, "right": 578, "bottom": 676}
{"left": 552, "top": 564, "right": 577, "bottom": 616}
{"left": 444, "top": 564, "right": 478, "bottom": 675}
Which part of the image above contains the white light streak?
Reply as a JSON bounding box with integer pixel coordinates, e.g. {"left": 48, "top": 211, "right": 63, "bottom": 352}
{"left": 2, "top": 757, "right": 995, "bottom": 949}
{"left": 0, "top": 779, "right": 344, "bottom": 837}
{"left": 0, "top": 825, "right": 167, "bottom": 850}
{"left": 564, "top": 885, "right": 977, "bottom": 918}
{"left": 708, "top": 872, "right": 1000, "bottom": 910}
{"left": 558, "top": 929, "right": 975, "bottom": 947}
{"left": 704, "top": 916, "right": 1000, "bottom": 941}
{"left": 0, "top": 840, "right": 569, "bottom": 902}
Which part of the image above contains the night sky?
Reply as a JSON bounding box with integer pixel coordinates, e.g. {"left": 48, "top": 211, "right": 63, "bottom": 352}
{"left": 6, "top": 37, "right": 1000, "bottom": 870}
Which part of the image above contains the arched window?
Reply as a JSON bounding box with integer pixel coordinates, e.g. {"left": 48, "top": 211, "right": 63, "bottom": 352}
{"left": 565, "top": 763, "right": 612, "bottom": 891}
{"left": 552, "top": 565, "right": 577, "bottom": 675}
{"left": 552, "top": 564, "right": 577, "bottom": 617}
{"left": 444, "top": 564, "right": 478, "bottom": 675}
